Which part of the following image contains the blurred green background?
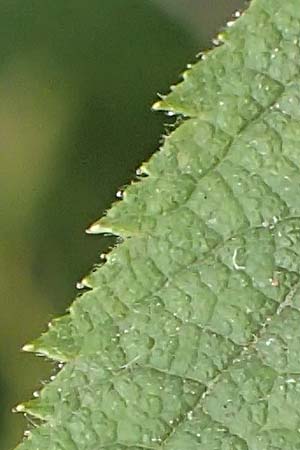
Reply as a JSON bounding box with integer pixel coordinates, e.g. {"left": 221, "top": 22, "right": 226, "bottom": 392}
{"left": 0, "top": 1, "right": 244, "bottom": 448}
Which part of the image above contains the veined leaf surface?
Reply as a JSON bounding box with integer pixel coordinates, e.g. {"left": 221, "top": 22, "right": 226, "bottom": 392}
{"left": 16, "top": 1, "right": 300, "bottom": 449}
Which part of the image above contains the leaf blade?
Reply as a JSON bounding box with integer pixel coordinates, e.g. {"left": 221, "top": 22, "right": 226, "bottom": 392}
{"left": 16, "top": 1, "right": 300, "bottom": 449}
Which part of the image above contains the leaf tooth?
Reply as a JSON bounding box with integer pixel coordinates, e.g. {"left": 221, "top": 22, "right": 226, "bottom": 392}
{"left": 15, "top": 399, "right": 53, "bottom": 421}
{"left": 77, "top": 275, "right": 93, "bottom": 289}
{"left": 85, "top": 220, "right": 107, "bottom": 234}
{"left": 152, "top": 99, "right": 164, "bottom": 111}
{"left": 22, "top": 337, "right": 70, "bottom": 361}
{"left": 136, "top": 163, "right": 150, "bottom": 177}
{"left": 86, "top": 216, "right": 132, "bottom": 238}
{"left": 152, "top": 98, "right": 176, "bottom": 114}
{"left": 76, "top": 276, "right": 92, "bottom": 290}
{"left": 13, "top": 403, "right": 26, "bottom": 413}
{"left": 22, "top": 315, "right": 78, "bottom": 362}
{"left": 85, "top": 218, "right": 119, "bottom": 236}
{"left": 22, "top": 343, "right": 35, "bottom": 353}
{"left": 152, "top": 93, "right": 193, "bottom": 116}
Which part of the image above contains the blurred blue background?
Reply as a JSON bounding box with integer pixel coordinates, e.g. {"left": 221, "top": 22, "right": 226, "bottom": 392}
{"left": 0, "top": 1, "right": 244, "bottom": 448}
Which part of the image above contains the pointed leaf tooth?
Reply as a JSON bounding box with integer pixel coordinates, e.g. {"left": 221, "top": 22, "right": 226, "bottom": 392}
{"left": 85, "top": 220, "right": 108, "bottom": 234}
{"left": 20, "top": 399, "right": 54, "bottom": 421}
{"left": 86, "top": 217, "right": 126, "bottom": 236}
{"left": 22, "top": 315, "right": 80, "bottom": 362}
{"left": 14, "top": 403, "right": 26, "bottom": 413}
{"left": 22, "top": 336, "right": 70, "bottom": 362}
{"left": 22, "top": 343, "right": 36, "bottom": 353}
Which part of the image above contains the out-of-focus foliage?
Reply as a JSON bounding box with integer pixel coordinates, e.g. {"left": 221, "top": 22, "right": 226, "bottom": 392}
{"left": 0, "top": 1, "right": 244, "bottom": 449}
{"left": 154, "top": 0, "right": 246, "bottom": 43}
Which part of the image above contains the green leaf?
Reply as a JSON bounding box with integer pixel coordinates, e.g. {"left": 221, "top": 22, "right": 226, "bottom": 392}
{"left": 15, "top": 0, "right": 300, "bottom": 449}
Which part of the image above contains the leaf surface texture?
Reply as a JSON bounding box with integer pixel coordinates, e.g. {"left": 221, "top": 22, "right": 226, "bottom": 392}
{"left": 17, "top": 1, "right": 300, "bottom": 449}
